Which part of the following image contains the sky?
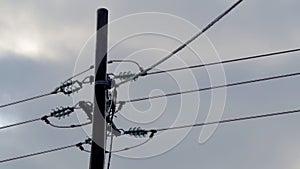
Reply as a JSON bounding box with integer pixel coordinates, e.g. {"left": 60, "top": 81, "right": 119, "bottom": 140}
{"left": 1, "top": 0, "right": 300, "bottom": 169}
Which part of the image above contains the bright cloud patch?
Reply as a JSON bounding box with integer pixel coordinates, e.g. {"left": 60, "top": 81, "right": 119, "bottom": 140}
{"left": 0, "top": 2, "right": 90, "bottom": 61}
{"left": 15, "top": 37, "right": 39, "bottom": 57}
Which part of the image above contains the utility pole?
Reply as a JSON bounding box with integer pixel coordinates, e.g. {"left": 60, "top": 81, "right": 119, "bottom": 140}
{"left": 90, "top": 8, "right": 108, "bottom": 169}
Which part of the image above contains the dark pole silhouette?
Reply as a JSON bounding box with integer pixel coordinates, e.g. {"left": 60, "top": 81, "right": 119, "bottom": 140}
{"left": 90, "top": 8, "right": 108, "bottom": 169}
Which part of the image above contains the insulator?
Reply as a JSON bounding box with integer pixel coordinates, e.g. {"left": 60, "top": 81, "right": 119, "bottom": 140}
{"left": 50, "top": 106, "right": 75, "bottom": 119}
{"left": 59, "top": 80, "right": 83, "bottom": 95}
{"left": 115, "top": 71, "right": 136, "bottom": 80}
{"left": 124, "top": 127, "right": 148, "bottom": 138}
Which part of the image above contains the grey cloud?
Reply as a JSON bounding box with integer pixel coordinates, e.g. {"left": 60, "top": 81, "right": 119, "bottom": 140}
{"left": 1, "top": 0, "right": 300, "bottom": 169}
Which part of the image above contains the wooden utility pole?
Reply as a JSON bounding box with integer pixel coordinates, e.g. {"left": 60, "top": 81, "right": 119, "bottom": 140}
{"left": 90, "top": 8, "right": 108, "bottom": 169}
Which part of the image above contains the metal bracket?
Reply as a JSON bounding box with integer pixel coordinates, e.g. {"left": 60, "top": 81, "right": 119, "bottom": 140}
{"left": 95, "top": 76, "right": 115, "bottom": 89}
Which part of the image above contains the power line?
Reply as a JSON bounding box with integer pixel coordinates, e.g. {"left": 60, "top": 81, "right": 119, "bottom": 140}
{"left": 106, "top": 137, "right": 152, "bottom": 154}
{"left": 77, "top": 137, "right": 155, "bottom": 154}
{"left": 113, "top": 0, "right": 243, "bottom": 87}
{"left": 0, "top": 68, "right": 94, "bottom": 109}
{"left": 155, "top": 108, "right": 300, "bottom": 132}
{"left": 0, "top": 115, "right": 91, "bottom": 131}
{"left": 0, "top": 139, "right": 91, "bottom": 164}
{"left": 0, "top": 101, "right": 92, "bottom": 131}
{"left": 47, "top": 121, "right": 91, "bottom": 129}
{"left": 123, "top": 108, "right": 300, "bottom": 136}
{"left": 75, "top": 138, "right": 155, "bottom": 154}
{"left": 0, "top": 145, "right": 74, "bottom": 164}
{"left": 119, "top": 71, "right": 300, "bottom": 104}
{"left": 0, "top": 92, "right": 55, "bottom": 109}
{"left": 144, "top": 48, "right": 300, "bottom": 76}
{"left": 106, "top": 131, "right": 156, "bottom": 154}
{"left": 0, "top": 118, "right": 41, "bottom": 130}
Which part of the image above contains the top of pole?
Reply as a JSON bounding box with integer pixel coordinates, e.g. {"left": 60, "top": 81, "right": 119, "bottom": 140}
{"left": 97, "top": 8, "right": 108, "bottom": 30}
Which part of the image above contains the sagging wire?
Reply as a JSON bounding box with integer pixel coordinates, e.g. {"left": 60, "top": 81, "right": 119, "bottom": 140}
{"left": 105, "top": 130, "right": 157, "bottom": 154}
{"left": 43, "top": 120, "right": 92, "bottom": 129}
{"left": 108, "top": 60, "right": 144, "bottom": 72}
{"left": 41, "top": 101, "right": 93, "bottom": 129}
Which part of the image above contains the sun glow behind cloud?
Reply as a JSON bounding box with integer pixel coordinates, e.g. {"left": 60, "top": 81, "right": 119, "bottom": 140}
{"left": 0, "top": 3, "right": 89, "bottom": 62}
{"left": 0, "top": 34, "right": 44, "bottom": 60}
{"left": 15, "top": 37, "right": 39, "bottom": 57}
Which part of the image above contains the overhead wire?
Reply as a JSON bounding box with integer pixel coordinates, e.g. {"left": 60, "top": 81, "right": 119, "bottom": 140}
{"left": 0, "top": 115, "right": 91, "bottom": 131}
{"left": 119, "top": 71, "right": 300, "bottom": 104}
{"left": 0, "top": 138, "right": 91, "bottom": 164}
{"left": 75, "top": 107, "right": 300, "bottom": 154}
{"left": 0, "top": 145, "right": 75, "bottom": 164}
{"left": 106, "top": 137, "right": 152, "bottom": 154}
{"left": 0, "top": 92, "right": 55, "bottom": 109}
{"left": 106, "top": 130, "right": 156, "bottom": 154}
{"left": 113, "top": 0, "right": 243, "bottom": 87}
{"left": 47, "top": 121, "right": 92, "bottom": 129}
{"left": 0, "top": 118, "right": 41, "bottom": 130}
{"left": 144, "top": 48, "right": 300, "bottom": 76}
{"left": 0, "top": 66, "right": 94, "bottom": 109}
{"left": 0, "top": 101, "right": 92, "bottom": 131}
{"left": 75, "top": 138, "right": 154, "bottom": 154}
{"left": 121, "top": 108, "right": 300, "bottom": 144}
{"left": 152, "top": 108, "right": 300, "bottom": 132}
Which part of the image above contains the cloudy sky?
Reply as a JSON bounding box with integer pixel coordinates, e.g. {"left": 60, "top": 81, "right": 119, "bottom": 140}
{"left": 1, "top": 0, "right": 300, "bottom": 169}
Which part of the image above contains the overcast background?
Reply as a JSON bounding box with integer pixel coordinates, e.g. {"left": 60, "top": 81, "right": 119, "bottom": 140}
{"left": 1, "top": 0, "right": 300, "bottom": 169}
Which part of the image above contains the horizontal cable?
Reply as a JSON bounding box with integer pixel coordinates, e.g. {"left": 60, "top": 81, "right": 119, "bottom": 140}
{"left": 0, "top": 138, "right": 91, "bottom": 164}
{"left": 0, "top": 145, "right": 75, "bottom": 164}
{"left": 155, "top": 108, "right": 300, "bottom": 132}
{"left": 120, "top": 71, "right": 300, "bottom": 103}
{"left": 0, "top": 66, "right": 94, "bottom": 109}
{"left": 0, "top": 101, "right": 92, "bottom": 131}
{"left": 0, "top": 118, "right": 41, "bottom": 130}
{"left": 122, "top": 108, "right": 300, "bottom": 136}
{"left": 144, "top": 48, "right": 300, "bottom": 76}
{"left": 0, "top": 93, "right": 55, "bottom": 109}
{"left": 0, "top": 116, "right": 91, "bottom": 131}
